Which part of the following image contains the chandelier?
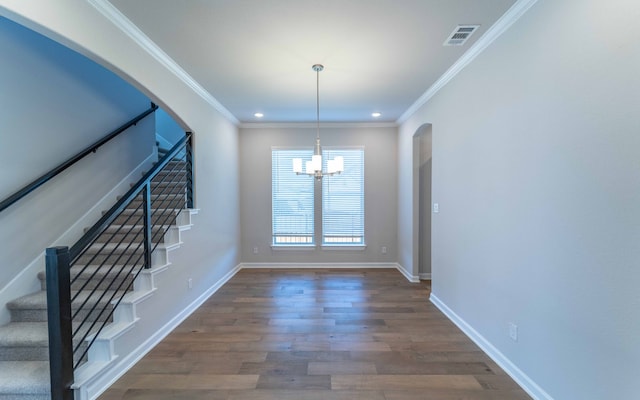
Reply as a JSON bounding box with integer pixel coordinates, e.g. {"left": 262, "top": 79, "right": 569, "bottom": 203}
{"left": 292, "top": 64, "right": 344, "bottom": 180}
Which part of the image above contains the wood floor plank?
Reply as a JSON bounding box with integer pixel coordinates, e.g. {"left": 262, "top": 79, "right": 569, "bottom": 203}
{"left": 227, "top": 389, "right": 386, "bottom": 400}
{"left": 307, "top": 361, "right": 377, "bottom": 375}
{"left": 331, "top": 374, "right": 483, "bottom": 390}
{"left": 256, "top": 375, "right": 331, "bottom": 390}
{"left": 98, "top": 269, "right": 531, "bottom": 400}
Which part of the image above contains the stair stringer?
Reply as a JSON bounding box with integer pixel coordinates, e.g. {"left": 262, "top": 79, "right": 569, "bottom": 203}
{"left": 71, "top": 208, "right": 199, "bottom": 400}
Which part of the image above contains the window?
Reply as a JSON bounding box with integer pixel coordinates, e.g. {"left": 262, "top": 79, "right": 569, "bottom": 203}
{"left": 272, "top": 147, "right": 365, "bottom": 247}
{"left": 272, "top": 149, "right": 314, "bottom": 245}
{"left": 322, "top": 148, "right": 364, "bottom": 245}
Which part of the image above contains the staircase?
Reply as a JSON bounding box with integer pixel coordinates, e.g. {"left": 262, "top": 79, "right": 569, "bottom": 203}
{"left": 0, "top": 147, "right": 194, "bottom": 399}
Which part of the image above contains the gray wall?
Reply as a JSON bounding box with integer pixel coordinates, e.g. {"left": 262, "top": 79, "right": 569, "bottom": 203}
{"left": 0, "top": 17, "right": 154, "bottom": 323}
{"left": 240, "top": 125, "right": 397, "bottom": 264}
{"left": 398, "top": 0, "right": 639, "bottom": 398}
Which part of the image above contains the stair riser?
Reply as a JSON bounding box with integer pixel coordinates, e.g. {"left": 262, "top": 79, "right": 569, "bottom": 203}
{"left": 101, "top": 225, "right": 168, "bottom": 235}
{"left": 75, "top": 252, "right": 144, "bottom": 266}
{"left": 10, "top": 308, "right": 115, "bottom": 324}
{"left": 150, "top": 188, "right": 187, "bottom": 197}
{"left": 151, "top": 180, "right": 186, "bottom": 188}
{"left": 41, "top": 274, "right": 135, "bottom": 292}
{"left": 120, "top": 208, "right": 181, "bottom": 216}
{"left": 153, "top": 169, "right": 187, "bottom": 177}
{"left": 94, "top": 231, "right": 145, "bottom": 243}
{"left": 129, "top": 183, "right": 185, "bottom": 195}
{"left": 127, "top": 199, "right": 185, "bottom": 209}
{"left": 82, "top": 244, "right": 144, "bottom": 256}
{"left": 117, "top": 194, "right": 185, "bottom": 203}
{"left": 111, "top": 213, "right": 178, "bottom": 226}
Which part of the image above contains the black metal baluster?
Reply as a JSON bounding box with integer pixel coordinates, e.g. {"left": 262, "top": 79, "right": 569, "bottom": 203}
{"left": 186, "top": 133, "right": 194, "bottom": 209}
{"left": 143, "top": 182, "right": 152, "bottom": 269}
{"left": 46, "top": 246, "right": 74, "bottom": 400}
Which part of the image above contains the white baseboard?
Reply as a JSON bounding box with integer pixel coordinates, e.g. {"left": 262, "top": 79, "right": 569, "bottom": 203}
{"left": 395, "top": 263, "right": 420, "bottom": 283}
{"left": 87, "top": 263, "right": 242, "bottom": 400}
{"left": 240, "top": 262, "right": 398, "bottom": 269}
{"left": 419, "top": 272, "right": 432, "bottom": 280}
{"left": 240, "top": 262, "right": 422, "bottom": 284}
{"left": 0, "top": 151, "right": 156, "bottom": 325}
{"left": 429, "top": 293, "right": 553, "bottom": 400}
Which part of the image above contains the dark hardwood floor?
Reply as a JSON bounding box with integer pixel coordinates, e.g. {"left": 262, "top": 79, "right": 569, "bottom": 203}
{"left": 99, "top": 269, "right": 531, "bottom": 399}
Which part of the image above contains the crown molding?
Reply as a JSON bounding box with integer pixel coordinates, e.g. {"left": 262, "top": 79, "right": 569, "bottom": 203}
{"left": 240, "top": 122, "right": 398, "bottom": 129}
{"left": 88, "top": 0, "right": 239, "bottom": 125}
{"left": 396, "top": 0, "right": 539, "bottom": 124}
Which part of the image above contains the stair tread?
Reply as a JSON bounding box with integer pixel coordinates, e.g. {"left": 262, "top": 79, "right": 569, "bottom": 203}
{"left": 37, "top": 264, "right": 137, "bottom": 280}
{"left": 7, "top": 289, "right": 127, "bottom": 310}
{"left": 0, "top": 322, "right": 96, "bottom": 347}
{"left": 0, "top": 361, "right": 49, "bottom": 394}
{"left": 0, "top": 323, "right": 48, "bottom": 347}
{"left": 84, "top": 241, "right": 145, "bottom": 253}
{"left": 120, "top": 208, "right": 181, "bottom": 214}
{"left": 102, "top": 224, "right": 172, "bottom": 232}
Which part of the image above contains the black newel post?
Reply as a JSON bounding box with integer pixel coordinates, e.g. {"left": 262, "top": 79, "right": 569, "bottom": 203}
{"left": 46, "top": 246, "right": 74, "bottom": 400}
{"left": 186, "top": 133, "right": 194, "bottom": 209}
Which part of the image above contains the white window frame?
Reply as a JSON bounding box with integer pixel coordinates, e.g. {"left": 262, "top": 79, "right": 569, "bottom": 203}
{"left": 271, "top": 147, "right": 315, "bottom": 248}
{"left": 271, "top": 146, "right": 366, "bottom": 250}
{"left": 321, "top": 147, "right": 365, "bottom": 249}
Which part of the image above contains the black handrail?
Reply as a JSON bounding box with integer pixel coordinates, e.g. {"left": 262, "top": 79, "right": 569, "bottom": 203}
{"left": 0, "top": 102, "right": 158, "bottom": 213}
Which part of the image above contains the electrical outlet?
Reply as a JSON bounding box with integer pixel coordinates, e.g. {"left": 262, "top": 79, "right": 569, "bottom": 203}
{"left": 381, "top": 246, "right": 387, "bottom": 254}
{"left": 433, "top": 203, "right": 439, "bottom": 213}
{"left": 253, "top": 246, "right": 258, "bottom": 254}
{"left": 188, "top": 278, "right": 193, "bottom": 289}
{"left": 508, "top": 322, "right": 518, "bottom": 341}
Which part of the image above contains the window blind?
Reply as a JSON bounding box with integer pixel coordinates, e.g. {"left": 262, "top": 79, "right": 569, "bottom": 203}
{"left": 272, "top": 149, "right": 314, "bottom": 245}
{"left": 322, "top": 148, "right": 364, "bottom": 245}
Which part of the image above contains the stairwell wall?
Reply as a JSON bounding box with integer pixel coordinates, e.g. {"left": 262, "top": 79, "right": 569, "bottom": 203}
{"left": 156, "top": 108, "right": 186, "bottom": 148}
{"left": 0, "top": 16, "right": 156, "bottom": 324}
{"left": 0, "top": 0, "right": 240, "bottom": 378}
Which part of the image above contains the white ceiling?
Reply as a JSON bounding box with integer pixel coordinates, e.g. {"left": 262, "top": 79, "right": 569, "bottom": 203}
{"left": 108, "top": 0, "right": 517, "bottom": 123}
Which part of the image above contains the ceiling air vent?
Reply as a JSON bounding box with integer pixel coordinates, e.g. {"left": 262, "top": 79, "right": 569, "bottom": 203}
{"left": 444, "top": 25, "right": 480, "bottom": 46}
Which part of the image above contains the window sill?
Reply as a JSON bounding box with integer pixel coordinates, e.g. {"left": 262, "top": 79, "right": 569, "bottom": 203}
{"left": 271, "top": 245, "right": 316, "bottom": 251}
{"left": 321, "top": 244, "right": 367, "bottom": 251}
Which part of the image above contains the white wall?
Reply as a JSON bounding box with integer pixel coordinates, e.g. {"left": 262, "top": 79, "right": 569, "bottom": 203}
{"left": 240, "top": 125, "right": 397, "bottom": 264}
{"left": 398, "top": 0, "right": 640, "bottom": 399}
{"left": 0, "top": 0, "right": 240, "bottom": 372}
{"left": 0, "top": 16, "right": 155, "bottom": 323}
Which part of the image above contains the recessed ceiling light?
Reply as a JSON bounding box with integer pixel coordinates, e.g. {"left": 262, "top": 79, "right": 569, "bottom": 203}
{"left": 371, "top": 112, "right": 382, "bottom": 118}
{"left": 254, "top": 112, "right": 264, "bottom": 118}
